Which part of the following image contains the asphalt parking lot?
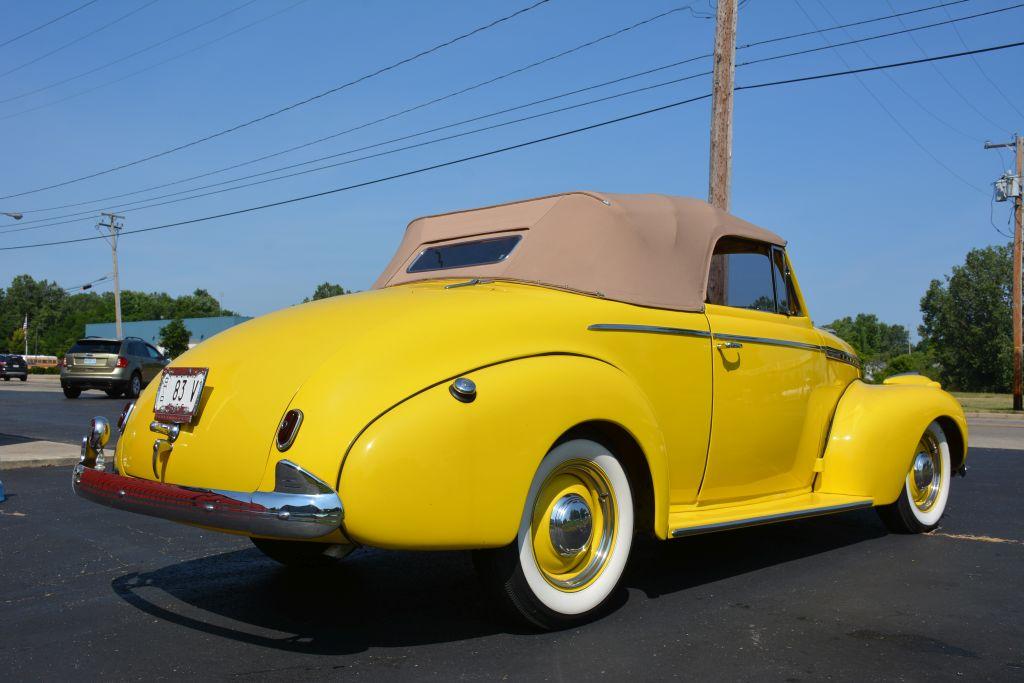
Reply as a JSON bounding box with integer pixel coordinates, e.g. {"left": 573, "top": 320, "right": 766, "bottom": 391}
{"left": 1, "top": 380, "right": 1022, "bottom": 679}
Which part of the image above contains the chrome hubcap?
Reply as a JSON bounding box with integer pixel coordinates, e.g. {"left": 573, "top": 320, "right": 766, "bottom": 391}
{"left": 549, "top": 493, "right": 593, "bottom": 557}
{"left": 908, "top": 431, "right": 942, "bottom": 512}
{"left": 912, "top": 452, "right": 934, "bottom": 491}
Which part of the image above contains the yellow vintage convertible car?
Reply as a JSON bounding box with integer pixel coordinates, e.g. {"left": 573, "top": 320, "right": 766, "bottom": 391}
{"left": 73, "top": 192, "right": 967, "bottom": 629}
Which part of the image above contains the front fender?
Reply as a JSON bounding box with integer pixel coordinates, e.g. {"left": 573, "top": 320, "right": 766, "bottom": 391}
{"left": 816, "top": 380, "right": 968, "bottom": 505}
{"left": 337, "top": 354, "right": 667, "bottom": 549}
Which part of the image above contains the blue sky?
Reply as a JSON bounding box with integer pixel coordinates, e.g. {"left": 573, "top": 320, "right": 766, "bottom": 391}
{"left": 0, "top": 0, "right": 1020, "bottom": 336}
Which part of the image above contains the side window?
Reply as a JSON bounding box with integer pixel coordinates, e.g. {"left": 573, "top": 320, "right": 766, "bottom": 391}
{"left": 771, "top": 247, "right": 801, "bottom": 316}
{"left": 146, "top": 345, "right": 163, "bottom": 359}
{"left": 706, "top": 237, "right": 777, "bottom": 313}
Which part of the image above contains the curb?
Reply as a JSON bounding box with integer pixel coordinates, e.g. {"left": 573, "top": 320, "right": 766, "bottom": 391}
{"left": 0, "top": 457, "right": 79, "bottom": 471}
{"left": 964, "top": 411, "right": 1024, "bottom": 421}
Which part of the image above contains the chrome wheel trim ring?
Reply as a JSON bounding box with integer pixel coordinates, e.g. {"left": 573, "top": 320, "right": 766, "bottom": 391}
{"left": 536, "top": 459, "right": 616, "bottom": 591}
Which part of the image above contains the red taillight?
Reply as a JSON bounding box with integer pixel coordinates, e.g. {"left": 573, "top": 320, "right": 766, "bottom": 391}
{"left": 276, "top": 409, "right": 303, "bottom": 452}
{"left": 116, "top": 356, "right": 128, "bottom": 368}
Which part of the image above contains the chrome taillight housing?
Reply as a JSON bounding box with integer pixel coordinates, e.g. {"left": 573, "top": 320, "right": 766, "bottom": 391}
{"left": 117, "top": 401, "right": 135, "bottom": 432}
{"left": 276, "top": 409, "right": 303, "bottom": 451}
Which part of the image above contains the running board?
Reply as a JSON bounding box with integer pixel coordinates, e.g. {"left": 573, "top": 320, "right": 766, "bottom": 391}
{"left": 670, "top": 498, "right": 873, "bottom": 538}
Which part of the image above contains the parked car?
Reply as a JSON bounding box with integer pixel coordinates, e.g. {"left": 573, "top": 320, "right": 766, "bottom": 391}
{"left": 60, "top": 336, "right": 169, "bottom": 399}
{"left": 71, "top": 192, "right": 967, "bottom": 629}
{"left": 0, "top": 354, "right": 28, "bottom": 381}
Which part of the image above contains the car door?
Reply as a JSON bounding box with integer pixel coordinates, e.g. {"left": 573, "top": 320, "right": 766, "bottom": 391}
{"left": 698, "top": 237, "right": 833, "bottom": 503}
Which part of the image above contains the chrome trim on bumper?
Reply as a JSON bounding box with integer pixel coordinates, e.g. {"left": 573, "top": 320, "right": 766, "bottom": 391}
{"left": 72, "top": 459, "right": 344, "bottom": 539}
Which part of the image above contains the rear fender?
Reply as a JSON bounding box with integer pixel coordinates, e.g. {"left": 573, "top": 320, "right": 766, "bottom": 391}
{"left": 337, "top": 354, "right": 667, "bottom": 549}
{"left": 816, "top": 380, "right": 968, "bottom": 504}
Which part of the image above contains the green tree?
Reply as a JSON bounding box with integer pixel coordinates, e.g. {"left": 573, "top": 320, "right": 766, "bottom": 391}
{"left": 159, "top": 318, "right": 191, "bottom": 358}
{"left": 919, "top": 244, "right": 1014, "bottom": 392}
{"left": 0, "top": 274, "right": 239, "bottom": 357}
{"left": 304, "top": 282, "right": 349, "bottom": 302}
{"left": 823, "top": 313, "right": 911, "bottom": 364}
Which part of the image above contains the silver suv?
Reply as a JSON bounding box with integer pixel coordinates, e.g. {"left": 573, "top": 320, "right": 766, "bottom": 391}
{"left": 60, "top": 337, "right": 169, "bottom": 399}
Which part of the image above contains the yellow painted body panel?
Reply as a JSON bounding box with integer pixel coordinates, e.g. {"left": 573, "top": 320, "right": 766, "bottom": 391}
{"left": 816, "top": 380, "right": 968, "bottom": 504}
{"left": 669, "top": 491, "right": 871, "bottom": 534}
{"left": 339, "top": 355, "right": 666, "bottom": 548}
{"left": 700, "top": 305, "right": 843, "bottom": 502}
{"left": 111, "top": 275, "right": 967, "bottom": 548}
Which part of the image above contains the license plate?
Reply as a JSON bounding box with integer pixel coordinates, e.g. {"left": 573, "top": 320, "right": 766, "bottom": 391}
{"left": 154, "top": 367, "right": 209, "bottom": 424}
{"left": 83, "top": 358, "right": 97, "bottom": 365}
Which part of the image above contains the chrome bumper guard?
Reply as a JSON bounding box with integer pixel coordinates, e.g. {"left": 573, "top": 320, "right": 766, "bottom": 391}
{"left": 72, "top": 458, "right": 345, "bottom": 540}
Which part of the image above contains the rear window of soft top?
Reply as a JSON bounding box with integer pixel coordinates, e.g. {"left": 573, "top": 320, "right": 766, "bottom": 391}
{"left": 407, "top": 235, "right": 521, "bottom": 273}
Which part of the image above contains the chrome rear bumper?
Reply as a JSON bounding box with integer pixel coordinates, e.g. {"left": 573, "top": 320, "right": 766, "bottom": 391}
{"left": 72, "top": 459, "right": 344, "bottom": 539}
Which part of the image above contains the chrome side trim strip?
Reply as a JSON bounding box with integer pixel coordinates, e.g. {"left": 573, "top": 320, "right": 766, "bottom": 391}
{"left": 587, "top": 323, "right": 712, "bottom": 339}
{"left": 822, "top": 346, "right": 863, "bottom": 369}
{"left": 712, "top": 332, "right": 821, "bottom": 352}
{"left": 670, "top": 500, "right": 873, "bottom": 538}
{"left": 588, "top": 324, "right": 862, "bottom": 369}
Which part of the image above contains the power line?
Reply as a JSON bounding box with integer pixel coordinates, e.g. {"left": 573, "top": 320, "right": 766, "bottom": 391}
{"left": 738, "top": 0, "right": 972, "bottom": 49}
{"left": 12, "top": 0, "right": 1020, "bottom": 235}
{"left": 940, "top": 3, "right": 1024, "bottom": 121}
{"left": 796, "top": 0, "right": 987, "bottom": 195}
{"left": 0, "top": 0, "right": 162, "bottom": 80}
{"left": 13, "top": 0, "right": 1013, "bottom": 221}
{"left": 0, "top": 0, "right": 313, "bottom": 123}
{"left": 11, "top": 3, "right": 716, "bottom": 222}
{"left": 881, "top": 0, "right": 1012, "bottom": 135}
{"left": 0, "top": 0, "right": 555, "bottom": 201}
{"left": 0, "top": 0, "right": 262, "bottom": 106}
{"left": 0, "top": 0, "right": 100, "bottom": 50}
{"left": 5, "top": 38, "right": 1022, "bottom": 252}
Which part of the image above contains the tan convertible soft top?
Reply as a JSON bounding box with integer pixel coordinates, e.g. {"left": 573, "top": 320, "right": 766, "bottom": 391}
{"left": 374, "top": 191, "right": 785, "bottom": 312}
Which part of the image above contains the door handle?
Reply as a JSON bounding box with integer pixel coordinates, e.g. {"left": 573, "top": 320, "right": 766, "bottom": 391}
{"left": 716, "top": 341, "right": 743, "bottom": 350}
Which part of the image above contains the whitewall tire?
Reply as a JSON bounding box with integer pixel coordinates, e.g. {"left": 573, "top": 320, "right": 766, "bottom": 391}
{"left": 475, "top": 438, "right": 634, "bottom": 629}
{"left": 878, "top": 421, "right": 952, "bottom": 533}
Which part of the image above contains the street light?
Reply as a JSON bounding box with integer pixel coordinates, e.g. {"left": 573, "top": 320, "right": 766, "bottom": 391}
{"left": 2, "top": 211, "right": 23, "bottom": 220}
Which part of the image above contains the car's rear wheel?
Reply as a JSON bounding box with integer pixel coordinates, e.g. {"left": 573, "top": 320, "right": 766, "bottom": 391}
{"left": 19, "top": 375, "right": 26, "bottom": 381}
{"left": 250, "top": 538, "right": 353, "bottom": 567}
{"left": 126, "top": 372, "right": 142, "bottom": 399}
{"left": 877, "top": 421, "right": 952, "bottom": 534}
{"left": 474, "top": 438, "right": 634, "bottom": 630}
{"left": 62, "top": 386, "right": 81, "bottom": 399}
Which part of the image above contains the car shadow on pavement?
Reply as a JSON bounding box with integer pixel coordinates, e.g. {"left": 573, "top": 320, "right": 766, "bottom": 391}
{"left": 110, "top": 510, "right": 887, "bottom": 655}
{"left": 623, "top": 509, "right": 888, "bottom": 599}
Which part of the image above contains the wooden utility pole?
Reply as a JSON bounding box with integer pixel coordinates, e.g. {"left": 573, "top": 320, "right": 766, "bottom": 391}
{"left": 97, "top": 213, "right": 125, "bottom": 340}
{"left": 708, "top": 0, "right": 738, "bottom": 212}
{"left": 705, "top": 0, "right": 738, "bottom": 305}
{"left": 986, "top": 134, "right": 1023, "bottom": 411}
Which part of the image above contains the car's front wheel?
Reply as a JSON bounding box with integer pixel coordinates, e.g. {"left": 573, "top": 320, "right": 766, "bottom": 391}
{"left": 475, "top": 438, "right": 634, "bottom": 630}
{"left": 62, "top": 386, "right": 81, "bottom": 399}
{"left": 877, "top": 421, "right": 952, "bottom": 533}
